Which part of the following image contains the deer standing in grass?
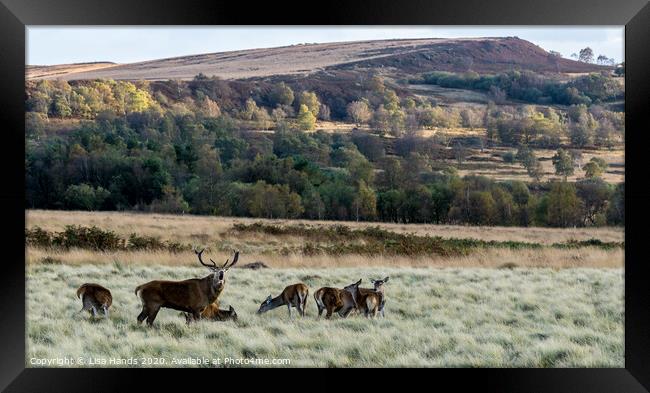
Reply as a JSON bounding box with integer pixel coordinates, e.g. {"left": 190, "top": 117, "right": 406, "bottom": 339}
{"left": 344, "top": 279, "right": 382, "bottom": 318}
{"left": 359, "top": 277, "right": 389, "bottom": 317}
{"left": 134, "top": 249, "right": 239, "bottom": 326}
{"left": 257, "top": 283, "right": 309, "bottom": 317}
{"left": 76, "top": 283, "right": 112, "bottom": 318}
{"left": 313, "top": 286, "right": 356, "bottom": 319}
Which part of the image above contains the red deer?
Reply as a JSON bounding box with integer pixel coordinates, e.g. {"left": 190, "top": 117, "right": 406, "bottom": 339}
{"left": 313, "top": 287, "right": 356, "bottom": 319}
{"left": 360, "top": 277, "right": 389, "bottom": 317}
{"left": 344, "top": 279, "right": 381, "bottom": 318}
{"left": 134, "top": 249, "right": 239, "bottom": 326}
{"left": 76, "top": 283, "right": 112, "bottom": 318}
{"left": 183, "top": 303, "right": 238, "bottom": 323}
{"left": 257, "top": 283, "right": 309, "bottom": 317}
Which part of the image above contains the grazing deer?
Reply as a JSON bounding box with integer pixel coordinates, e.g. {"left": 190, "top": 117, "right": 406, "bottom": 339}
{"left": 360, "top": 277, "right": 389, "bottom": 317}
{"left": 344, "top": 279, "right": 381, "bottom": 318}
{"left": 183, "top": 303, "right": 238, "bottom": 323}
{"left": 76, "top": 283, "right": 112, "bottom": 318}
{"left": 313, "top": 287, "right": 356, "bottom": 319}
{"left": 257, "top": 283, "right": 309, "bottom": 317}
{"left": 134, "top": 249, "right": 239, "bottom": 326}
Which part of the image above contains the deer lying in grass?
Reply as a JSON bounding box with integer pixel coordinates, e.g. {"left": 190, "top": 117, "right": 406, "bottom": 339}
{"left": 344, "top": 279, "right": 382, "bottom": 318}
{"left": 134, "top": 249, "right": 239, "bottom": 326}
{"left": 360, "top": 277, "right": 389, "bottom": 317}
{"left": 313, "top": 286, "right": 356, "bottom": 319}
{"left": 183, "top": 303, "right": 238, "bottom": 323}
{"left": 257, "top": 283, "right": 309, "bottom": 317}
{"left": 76, "top": 283, "right": 112, "bottom": 318}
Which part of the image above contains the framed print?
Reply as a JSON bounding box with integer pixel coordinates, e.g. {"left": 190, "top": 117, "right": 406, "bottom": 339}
{"left": 1, "top": 0, "right": 649, "bottom": 391}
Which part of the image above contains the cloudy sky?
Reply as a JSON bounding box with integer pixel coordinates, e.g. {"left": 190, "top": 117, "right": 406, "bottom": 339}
{"left": 26, "top": 26, "right": 624, "bottom": 66}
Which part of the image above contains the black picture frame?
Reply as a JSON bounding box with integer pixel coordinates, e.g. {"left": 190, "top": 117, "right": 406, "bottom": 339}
{"left": 2, "top": 0, "right": 648, "bottom": 390}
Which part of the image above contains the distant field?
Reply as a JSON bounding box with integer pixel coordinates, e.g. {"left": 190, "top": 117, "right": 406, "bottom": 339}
{"left": 27, "top": 264, "right": 623, "bottom": 367}
{"left": 458, "top": 146, "right": 625, "bottom": 184}
{"left": 26, "top": 210, "right": 624, "bottom": 269}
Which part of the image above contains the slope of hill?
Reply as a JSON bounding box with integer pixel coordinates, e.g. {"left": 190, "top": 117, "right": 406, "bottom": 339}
{"left": 26, "top": 62, "right": 117, "bottom": 80}
{"left": 26, "top": 37, "right": 607, "bottom": 82}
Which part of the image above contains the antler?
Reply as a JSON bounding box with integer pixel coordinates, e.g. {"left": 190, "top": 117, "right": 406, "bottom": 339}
{"left": 195, "top": 248, "right": 216, "bottom": 268}
{"left": 224, "top": 250, "right": 240, "bottom": 270}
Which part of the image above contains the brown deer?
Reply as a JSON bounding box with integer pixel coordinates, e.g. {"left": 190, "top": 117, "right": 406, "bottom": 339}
{"left": 183, "top": 303, "right": 238, "bottom": 323}
{"left": 360, "top": 277, "right": 389, "bottom": 317}
{"left": 313, "top": 286, "right": 356, "bottom": 319}
{"left": 134, "top": 249, "right": 239, "bottom": 326}
{"left": 257, "top": 283, "right": 309, "bottom": 317}
{"left": 76, "top": 283, "right": 112, "bottom": 318}
{"left": 344, "top": 279, "right": 381, "bottom": 318}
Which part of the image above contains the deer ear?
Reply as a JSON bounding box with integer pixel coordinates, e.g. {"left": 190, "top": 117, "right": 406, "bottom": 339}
{"left": 356, "top": 279, "right": 362, "bottom": 285}
{"left": 383, "top": 277, "right": 389, "bottom": 283}
{"left": 229, "top": 305, "right": 234, "bottom": 312}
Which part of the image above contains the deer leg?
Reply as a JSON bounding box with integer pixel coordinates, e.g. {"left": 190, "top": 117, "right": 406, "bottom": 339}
{"left": 102, "top": 305, "right": 109, "bottom": 318}
{"left": 137, "top": 307, "right": 148, "bottom": 324}
{"left": 146, "top": 305, "right": 161, "bottom": 326}
{"left": 91, "top": 306, "right": 98, "bottom": 318}
{"left": 325, "top": 306, "right": 334, "bottom": 319}
{"left": 295, "top": 299, "right": 304, "bottom": 317}
{"left": 287, "top": 304, "right": 292, "bottom": 318}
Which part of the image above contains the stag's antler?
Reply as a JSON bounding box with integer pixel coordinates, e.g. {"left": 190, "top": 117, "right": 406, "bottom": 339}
{"left": 225, "top": 251, "right": 240, "bottom": 270}
{"left": 195, "top": 248, "right": 216, "bottom": 268}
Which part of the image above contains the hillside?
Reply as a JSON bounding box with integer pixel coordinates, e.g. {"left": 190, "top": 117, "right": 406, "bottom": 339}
{"left": 26, "top": 37, "right": 607, "bottom": 82}
{"left": 26, "top": 62, "right": 117, "bottom": 80}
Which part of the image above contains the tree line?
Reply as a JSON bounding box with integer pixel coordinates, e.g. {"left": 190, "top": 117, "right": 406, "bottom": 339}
{"left": 25, "top": 76, "right": 623, "bottom": 227}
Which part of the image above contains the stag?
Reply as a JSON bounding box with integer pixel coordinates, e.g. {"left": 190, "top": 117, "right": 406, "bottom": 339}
{"left": 134, "top": 249, "right": 239, "bottom": 326}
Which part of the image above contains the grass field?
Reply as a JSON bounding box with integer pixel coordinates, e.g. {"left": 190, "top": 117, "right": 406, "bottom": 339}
{"left": 25, "top": 210, "right": 625, "bottom": 367}
{"left": 27, "top": 264, "right": 623, "bottom": 368}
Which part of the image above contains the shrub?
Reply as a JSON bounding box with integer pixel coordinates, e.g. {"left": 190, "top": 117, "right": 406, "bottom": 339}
{"left": 25, "top": 227, "right": 52, "bottom": 248}
{"left": 502, "top": 151, "right": 516, "bottom": 164}
{"left": 52, "top": 225, "right": 124, "bottom": 251}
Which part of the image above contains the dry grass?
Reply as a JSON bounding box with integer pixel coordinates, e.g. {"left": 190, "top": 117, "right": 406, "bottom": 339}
{"left": 26, "top": 210, "right": 623, "bottom": 269}
{"left": 25, "top": 246, "right": 624, "bottom": 269}
{"left": 27, "top": 210, "right": 624, "bottom": 246}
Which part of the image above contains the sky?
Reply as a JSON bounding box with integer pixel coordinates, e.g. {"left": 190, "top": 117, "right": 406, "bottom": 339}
{"left": 26, "top": 26, "right": 624, "bottom": 66}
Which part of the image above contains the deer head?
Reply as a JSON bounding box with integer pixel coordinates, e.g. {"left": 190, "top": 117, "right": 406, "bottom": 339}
{"left": 370, "top": 276, "right": 389, "bottom": 291}
{"left": 343, "top": 279, "right": 363, "bottom": 303}
{"left": 194, "top": 248, "right": 239, "bottom": 291}
{"left": 257, "top": 294, "right": 274, "bottom": 314}
{"left": 227, "top": 305, "right": 238, "bottom": 322}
